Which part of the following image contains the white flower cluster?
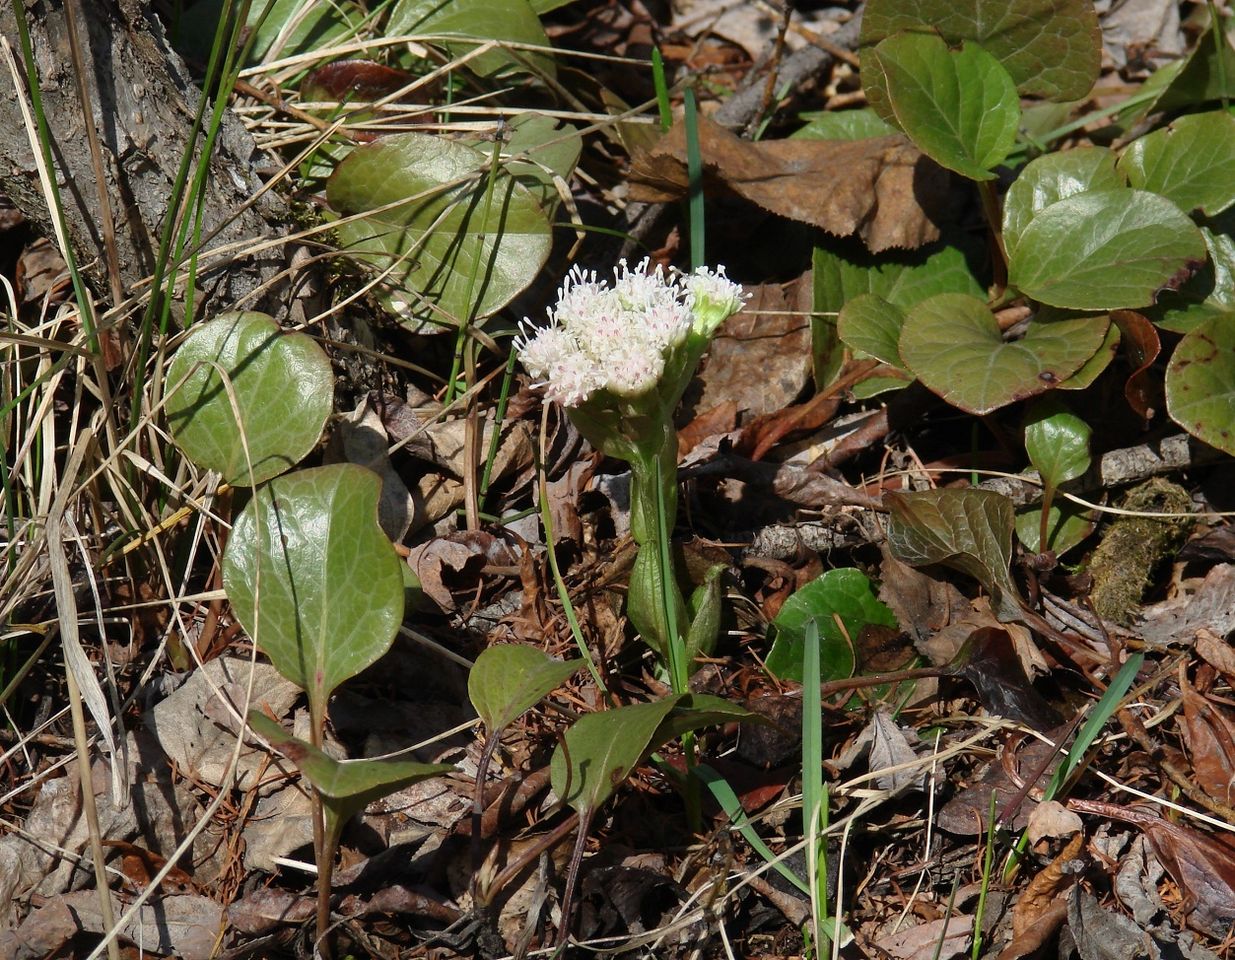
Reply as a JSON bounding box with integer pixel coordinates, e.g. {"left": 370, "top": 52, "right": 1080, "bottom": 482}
{"left": 519, "top": 259, "right": 745, "bottom": 406}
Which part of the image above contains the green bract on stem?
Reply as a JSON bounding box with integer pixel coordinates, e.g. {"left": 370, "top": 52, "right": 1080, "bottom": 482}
{"left": 519, "top": 259, "right": 745, "bottom": 672}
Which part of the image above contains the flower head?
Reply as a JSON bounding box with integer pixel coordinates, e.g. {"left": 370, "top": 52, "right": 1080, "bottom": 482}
{"left": 519, "top": 258, "right": 744, "bottom": 406}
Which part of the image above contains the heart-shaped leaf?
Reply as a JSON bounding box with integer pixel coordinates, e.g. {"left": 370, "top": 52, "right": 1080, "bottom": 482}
{"left": 468, "top": 645, "right": 579, "bottom": 733}
{"left": 1007, "top": 188, "right": 1208, "bottom": 310}
{"left": 1024, "top": 395, "right": 1092, "bottom": 490}
{"left": 166, "top": 312, "right": 332, "bottom": 486}
{"left": 1166, "top": 314, "right": 1235, "bottom": 456}
{"left": 1118, "top": 111, "right": 1235, "bottom": 217}
{"left": 871, "top": 34, "right": 1019, "bottom": 181}
{"left": 222, "top": 464, "right": 405, "bottom": 713}
{"left": 549, "top": 694, "right": 751, "bottom": 813}
{"left": 1002, "top": 147, "right": 1124, "bottom": 258}
{"left": 1016, "top": 501, "right": 1096, "bottom": 556}
{"left": 386, "top": 0, "right": 554, "bottom": 79}
{"left": 765, "top": 568, "right": 900, "bottom": 683}
{"left": 860, "top": 0, "right": 1100, "bottom": 120}
{"left": 885, "top": 488, "right": 1022, "bottom": 621}
{"left": 899, "top": 293, "right": 1110, "bottom": 413}
{"left": 838, "top": 294, "right": 909, "bottom": 369}
{"left": 327, "top": 132, "right": 552, "bottom": 334}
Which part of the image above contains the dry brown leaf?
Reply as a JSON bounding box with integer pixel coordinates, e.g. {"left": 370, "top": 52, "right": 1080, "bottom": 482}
{"left": 1026, "top": 799, "right": 1083, "bottom": 845}
{"left": 1013, "top": 830, "right": 1084, "bottom": 938}
{"left": 1196, "top": 627, "right": 1235, "bottom": 679}
{"left": 628, "top": 115, "right": 948, "bottom": 252}
{"left": 1179, "top": 674, "right": 1235, "bottom": 807}
{"left": 690, "top": 279, "right": 813, "bottom": 421}
{"left": 874, "top": 915, "right": 973, "bottom": 960}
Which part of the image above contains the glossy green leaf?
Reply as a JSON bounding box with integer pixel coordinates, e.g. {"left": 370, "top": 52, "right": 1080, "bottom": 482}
{"left": 222, "top": 464, "right": 405, "bottom": 712}
{"left": 1002, "top": 147, "right": 1124, "bottom": 258}
{"left": 1015, "top": 501, "right": 1096, "bottom": 556}
{"left": 1118, "top": 112, "right": 1235, "bottom": 217}
{"left": 549, "top": 694, "right": 751, "bottom": 813}
{"left": 327, "top": 132, "right": 552, "bottom": 334}
{"left": 860, "top": 0, "right": 1100, "bottom": 120}
{"left": 1165, "top": 315, "right": 1235, "bottom": 456}
{"left": 871, "top": 34, "right": 1019, "bottom": 181}
{"left": 898, "top": 293, "right": 1110, "bottom": 414}
{"left": 838, "top": 294, "right": 908, "bottom": 369}
{"left": 248, "top": 711, "right": 452, "bottom": 815}
{"left": 166, "top": 312, "right": 332, "bottom": 486}
{"left": 386, "top": 0, "right": 554, "bottom": 79}
{"left": 1024, "top": 395, "right": 1092, "bottom": 490}
{"left": 468, "top": 645, "right": 579, "bottom": 733}
{"left": 885, "top": 488, "right": 1022, "bottom": 621}
{"left": 765, "top": 568, "right": 899, "bottom": 683}
{"left": 1007, "top": 189, "right": 1208, "bottom": 310}
{"left": 792, "top": 109, "right": 899, "bottom": 141}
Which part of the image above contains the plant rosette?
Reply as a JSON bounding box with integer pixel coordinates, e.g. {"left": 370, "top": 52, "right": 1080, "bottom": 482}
{"left": 519, "top": 259, "right": 745, "bottom": 665}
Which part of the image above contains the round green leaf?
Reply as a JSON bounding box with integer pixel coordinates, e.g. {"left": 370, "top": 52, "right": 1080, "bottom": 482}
{"left": 765, "top": 568, "right": 899, "bottom": 683}
{"left": 860, "top": 0, "right": 1100, "bottom": 120}
{"left": 1056, "top": 320, "right": 1120, "bottom": 390}
{"left": 838, "top": 294, "right": 909, "bottom": 369}
{"left": 1007, "top": 189, "right": 1208, "bottom": 310}
{"left": 1002, "top": 147, "right": 1124, "bottom": 258}
{"left": 222, "top": 464, "right": 405, "bottom": 712}
{"left": 899, "top": 293, "right": 1110, "bottom": 414}
{"left": 1118, "top": 112, "right": 1235, "bottom": 218}
{"left": 871, "top": 34, "right": 1019, "bottom": 181}
{"left": 468, "top": 645, "right": 579, "bottom": 733}
{"left": 792, "top": 108, "right": 899, "bottom": 141}
{"left": 1166, "top": 314, "right": 1235, "bottom": 456}
{"left": 327, "top": 132, "right": 552, "bottom": 334}
{"left": 386, "top": 0, "right": 554, "bottom": 79}
{"left": 165, "top": 312, "right": 332, "bottom": 486}
{"left": 1150, "top": 224, "right": 1235, "bottom": 333}
{"left": 459, "top": 114, "right": 581, "bottom": 212}
{"left": 1023, "top": 395, "right": 1092, "bottom": 489}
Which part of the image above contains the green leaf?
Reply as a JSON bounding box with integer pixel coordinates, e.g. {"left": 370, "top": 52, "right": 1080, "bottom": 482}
{"left": 386, "top": 0, "right": 554, "bottom": 79}
{"left": 792, "top": 109, "right": 899, "bottom": 141}
{"left": 765, "top": 568, "right": 899, "bottom": 683}
{"left": 1056, "top": 320, "right": 1120, "bottom": 390}
{"left": 1007, "top": 188, "right": 1208, "bottom": 310}
{"left": 898, "top": 293, "right": 1110, "bottom": 413}
{"left": 837, "top": 294, "right": 909, "bottom": 369}
{"left": 1015, "top": 501, "right": 1096, "bottom": 556}
{"left": 175, "top": 0, "right": 363, "bottom": 65}
{"left": 1023, "top": 395, "right": 1092, "bottom": 490}
{"left": 460, "top": 114, "right": 581, "bottom": 211}
{"left": 1142, "top": 30, "right": 1235, "bottom": 116}
{"left": 468, "top": 645, "right": 579, "bottom": 733}
{"left": 1118, "top": 111, "right": 1235, "bottom": 217}
{"left": 1165, "top": 314, "right": 1235, "bottom": 456}
{"left": 871, "top": 34, "right": 1019, "bottom": 181}
{"left": 165, "top": 312, "right": 332, "bottom": 486}
{"left": 885, "top": 488, "right": 1022, "bottom": 621}
{"left": 248, "top": 711, "right": 452, "bottom": 817}
{"left": 549, "top": 695, "right": 751, "bottom": 813}
{"left": 1151, "top": 223, "right": 1235, "bottom": 333}
{"left": 1002, "top": 147, "right": 1124, "bottom": 259}
{"left": 222, "top": 464, "right": 405, "bottom": 712}
{"left": 860, "top": 0, "right": 1100, "bottom": 120}
{"left": 327, "top": 132, "right": 552, "bottom": 334}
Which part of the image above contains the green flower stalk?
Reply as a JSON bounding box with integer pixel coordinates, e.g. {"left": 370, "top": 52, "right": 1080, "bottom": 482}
{"left": 519, "top": 260, "right": 745, "bottom": 679}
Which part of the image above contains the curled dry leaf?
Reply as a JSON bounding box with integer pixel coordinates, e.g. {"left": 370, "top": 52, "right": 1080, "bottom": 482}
{"left": 407, "top": 530, "right": 521, "bottom": 612}
{"left": 1013, "top": 830, "right": 1084, "bottom": 939}
{"left": 1026, "top": 798, "right": 1083, "bottom": 844}
{"left": 628, "top": 114, "right": 949, "bottom": 252}
{"left": 1111, "top": 309, "right": 1162, "bottom": 423}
